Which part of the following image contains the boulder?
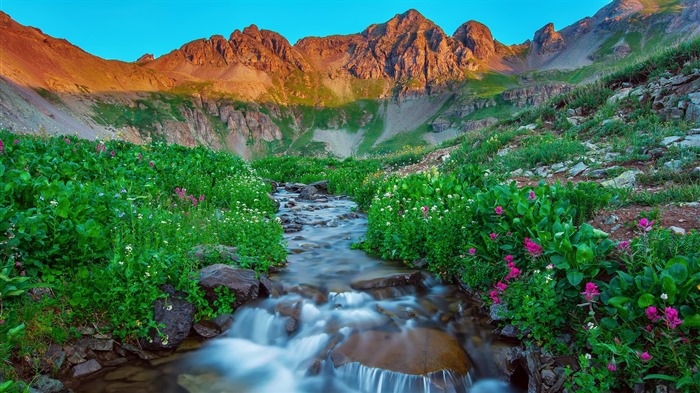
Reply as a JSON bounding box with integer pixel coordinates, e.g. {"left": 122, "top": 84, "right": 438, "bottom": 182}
{"left": 308, "top": 180, "right": 330, "bottom": 194}
{"left": 71, "top": 359, "right": 102, "bottom": 378}
{"left": 601, "top": 170, "right": 642, "bottom": 188}
{"left": 350, "top": 271, "right": 421, "bottom": 290}
{"left": 298, "top": 185, "right": 319, "bottom": 200}
{"left": 330, "top": 328, "right": 471, "bottom": 375}
{"left": 198, "top": 264, "right": 261, "bottom": 308}
{"left": 142, "top": 296, "right": 195, "bottom": 350}
{"left": 30, "top": 375, "right": 64, "bottom": 393}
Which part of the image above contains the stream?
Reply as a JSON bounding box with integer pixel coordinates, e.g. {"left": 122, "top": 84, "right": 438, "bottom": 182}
{"left": 76, "top": 189, "right": 516, "bottom": 393}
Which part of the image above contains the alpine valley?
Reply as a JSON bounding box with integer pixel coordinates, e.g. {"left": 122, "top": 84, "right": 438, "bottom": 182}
{"left": 1, "top": 0, "right": 699, "bottom": 159}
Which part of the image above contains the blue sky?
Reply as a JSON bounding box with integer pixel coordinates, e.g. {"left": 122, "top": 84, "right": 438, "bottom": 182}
{"left": 1, "top": 0, "right": 611, "bottom": 61}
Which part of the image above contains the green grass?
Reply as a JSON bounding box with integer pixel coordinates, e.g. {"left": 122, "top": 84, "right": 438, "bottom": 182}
{"left": 34, "top": 88, "right": 63, "bottom": 105}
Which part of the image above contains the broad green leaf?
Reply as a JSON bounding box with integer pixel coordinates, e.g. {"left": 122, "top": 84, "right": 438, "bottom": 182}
{"left": 662, "top": 276, "right": 677, "bottom": 298}
{"left": 576, "top": 244, "right": 594, "bottom": 264}
{"left": 637, "top": 293, "right": 655, "bottom": 308}
{"left": 665, "top": 263, "right": 688, "bottom": 282}
{"left": 607, "top": 296, "right": 630, "bottom": 309}
{"left": 567, "top": 270, "right": 584, "bottom": 286}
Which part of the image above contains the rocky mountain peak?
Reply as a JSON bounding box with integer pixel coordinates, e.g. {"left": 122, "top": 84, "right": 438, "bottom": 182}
{"left": 136, "top": 53, "right": 155, "bottom": 63}
{"left": 452, "top": 20, "right": 496, "bottom": 61}
{"left": 363, "top": 9, "right": 438, "bottom": 38}
{"left": 533, "top": 23, "right": 566, "bottom": 55}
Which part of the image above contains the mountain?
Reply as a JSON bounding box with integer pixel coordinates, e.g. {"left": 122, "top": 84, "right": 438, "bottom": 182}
{"left": 0, "top": 1, "right": 699, "bottom": 159}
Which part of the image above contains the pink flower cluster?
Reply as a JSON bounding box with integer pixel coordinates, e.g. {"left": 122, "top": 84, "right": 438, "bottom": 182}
{"left": 175, "top": 187, "right": 205, "bottom": 207}
{"left": 523, "top": 237, "right": 542, "bottom": 257}
{"left": 421, "top": 205, "right": 429, "bottom": 219}
{"left": 96, "top": 143, "right": 107, "bottom": 154}
{"left": 0, "top": 139, "right": 4, "bottom": 154}
{"left": 494, "top": 206, "right": 504, "bottom": 215}
{"left": 490, "top": 281, "right": 508, "bottom": 304}
{"left": 637, "top": 218, "right": 655, "bottom": 232}
{"left": 581, "top": 282, "right": 600, "bottom": 302}
{"left": 616, "top": 241, "right": 630, "bottom": 251}
{"left": 490, "top": 255, "right": 521, "bottom": 305}
{"left": 528, "top": 190, "right": 536, "bottom": 201}
{"left": 646, "top": 306, "right": 684, "bottom": 329}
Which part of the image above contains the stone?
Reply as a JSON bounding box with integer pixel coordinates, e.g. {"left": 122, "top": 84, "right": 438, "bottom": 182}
{"left": 122, "top": 343, "right": 158, "bottom": 360}
{"left": 76, "top": 338, "right": 113, "bottom": 352}
{"left": 661, "top": 136, "right": 682, "bottom": 146}
{"left": 198, "top": 264, "right": 261, "bottom": 308}
{"left": 330, "top": 328, "right": 471, "bottom": 375}
{"left": 350, "top": 271, "right": 421, "bottom": 290}
{"left": 308, "top": 180, "right": 329, "bottom": 194}
{"left": 541, "top": 369, "right": 557, "bottom": 386}
{"left": 325, "top": 218, "right": 338, "bottom": 227}
{"left": 604, "top": 215, "right": 619, "bottom": 225}
{"left": 66, "top": 346, "right": 87, "bottom": 365}
{"left": 71, "top": 359, "right": 102, "bottom": 378}
{"left": 663, "top": 160, "right": 683, "bottom": 172}
{"left": 287, "top": 284, "right": 327, "bottom": 304}
{"left": 678, "top": 134, "right": 700, "bottom": 148}
{"left": 669, "top": 226, "right": 686, "bottom": 235}
{"left": 284, "top": 183, "right": 306, "bottom": 193}
{"left": 431, "top": 118, "right": 452, "bottom": 132}
{"left": 601, "top": 170, "right": 642, "bottom": 188}
{"left": 193, "top": 320, "right": 221, "bottom": 338}
{"left": 499, "top": 324, "right": 520, "bottom": 339}
{"left": 30, "top": 375, "right": 64, "bottom": 393}
{"left": 490, "top": 304, "right": 506, "bottom": 321}
{"left": 568, "top": 162, "right": 588, "bottom": 177}
{"left": 39, "top": 344, "right": 65, "bottom": 372}
{"left": 607, "top": 88, "right": 632, "bottom": 104}
{"left": 298, "top": 185, "right": 319, "bottom": 200}
{"left": 142, "top": 295, "right": 195, "bottom": 350}
{"left": 259, "top": 275, "right": 281, "bottom": 298}
{"left": 210, "top": 314, "right": 234, "bottom": 332}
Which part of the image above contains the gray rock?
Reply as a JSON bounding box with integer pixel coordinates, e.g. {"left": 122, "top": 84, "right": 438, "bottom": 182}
{"left": 121, "top": 344, "right": 158, "bottom": 360}
{"left": 39, "top": 344, "right": 65, "bottom": 372}
{"left": 541, "top": 369, "right": 557, "bottom": 386}
{"left": 142, "top": 296, "right": 195, "bottom": 350}
{"left": 568, "top": 162, "right": 588, "bottom": 177}
{"left": 661, "top": 136, "right": 682, "bottom": 146}
{"left": 663, "top": 160, "right": 683, "bottom": 172}
{"left": 325, "top": 218, "right": 338, "bottom": 227}
{"left": 490, "top": 304, "right": 507, "bottom": 321}
{"left": 604, "top": 215, "right": 619, "bottom": 225}
{"left": 350, "top": 271, "right": 421, "bottom": 290}
{"left": 30, "top": 375, "right": 64, "bottom": 393}
{"left": 551, "top": 162, "right": 567, "bottom": 172}
{"left": 299, "top": 185, "right": 319, "bottom": 200}
{"left": 499, "top": 324, "right": 520, "bottom": 338}
{"left": 519, "top": 124, "right": 537, "bottom": 131}
{"left": 510, "top": 169, "right": 523, "bottom": 176}
{"left": 284, "top": 183, "right": 306, "bottom": 193}
{"left": 607, "top": 88, "right": 632, "bottom": 104}
{"left": 692, "top": 166, "right": 700, "bottom": 175}
{"left": 198, "top": 264, "right": 261, "bottom": 308}
{"left": 71, "top": 359, "right": 102, "bottom": 378}
{"left": 669, "top": 226, "right": 686, "bottom": 235}
{"left": 496, "top": 147, "right": 510, "bottom": 156}
{"left": 678, "top": 134, "right": 700, "bottom": 148}
{"left": 210, "top": 314, "right": 234, "bottom": 332}
{"left": 76, "top": 338, "right": 113, "bottom": 352}
{"left": 193, "top": 320, "right": 221, "bottom": 338}
{"left": 601, "top": 170, "right": 642, "bottom": 188}
{"left": 308, "top": 180, "right": 330, "bottom": 194}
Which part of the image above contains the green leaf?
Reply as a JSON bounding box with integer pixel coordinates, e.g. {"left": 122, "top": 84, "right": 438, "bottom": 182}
{"left": 576, "top": 244, "right": 594, "bottom": 264}
{"left": 56, "top": 197, "right": 71, "bottom": 218}
{"left": 637, "top": 293, "right": 655, "bottom": 308}
{"left": 665, "top": 256, "right": 688, "bottom": 269}
{"left": 681, "top": 313, "right": 700, "bottom": 328}
{"left": 607, "top": 296, "right": 630, "bottom": 309}
{"left": 643, "top": 374, "right": 677, "bottom": 382}
{"left": 662, "top": 275, "right": 677, "bottom": 298}
{"left": 7, "top": 323, "right": 25, "bottom": 339}
{"left": 567, "top": 270, "right": 584, "bottom": 286}
{"left": 665, "top": 263, "right": 688, "bottom": 283}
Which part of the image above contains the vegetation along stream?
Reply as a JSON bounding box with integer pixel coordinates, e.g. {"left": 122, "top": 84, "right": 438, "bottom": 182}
{"left": 75, "top": 188, "right": 515, "bottom": 393}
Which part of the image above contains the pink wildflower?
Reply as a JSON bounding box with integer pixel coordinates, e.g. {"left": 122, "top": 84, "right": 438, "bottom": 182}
{"left": 607, "top": 362, "right": 617, "bottom": 372}
{"left": 494, "top": 206, "right": 503, "bottom": 215}
{"left": 64, "top": 138, "right": 70, "bottom": 144}
{"left": 149, "top": 161, "right": 155, "bottom": 168}
{"left": 506, "top": 267, "right": 521, "bottom": 281}
{"left": 637, "top": 218, "right": 655, "bottom": 232}
{"left": 199, "top": 195, "right": 205, "bottom": 202}
{"left": 645, "top": 306, "right": 661, "bottom": 322}
{"left": 0, "top": 139, "right": 4, "bottom": 154}
{"left": 138, "top": 153, "right": 143, "bottom": 160}
{"left": 468, "top": 248, "right": 476, "bottom": 255}
{"left": 489, "top": 290, "right": 501, "bottom": 304}
{"left": 546, "top": 264, "right": 554, "bottom": 270}
{"left": 581, "top": 282, "right": 600, "bottom": 302}
{"left": 637, "top": 352, "right": 652, "bottom": 362}
{"left": 617, "top": 241, "right": 630, "bottom": 251}
{"left": 13, "top": 139, "right": 19, "bottom": 144}
{"left": 489, "top": 233, "right": 498, "bottom": 240}
{"left": 664, "top": 307, "right": 683, "bottom": 330}
{"left": 110, "top": 150, "right": 116, "bottom": 157}
{"left": 646, "top": 325, "right": 652, "bottom": 332}
{"left": 504, "top": 255, "right": 514, "bottom": 264}
{"left": 494, "top": 282, "right": 508, "bottom": 292}
{"left": 421, "top": 205, "right": 429, "bottom": 218}
{"left": 523, "top": 238, "right": 543, "bottom": 257}
{"left": 528, "top": 190, "right": 536, "bottom": 201}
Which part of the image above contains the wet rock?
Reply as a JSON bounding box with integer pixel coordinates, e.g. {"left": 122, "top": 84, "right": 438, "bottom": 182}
{"left": 350, "top": 271, "right": 421, "bottom": 290}
{"left": 541, "top": 369, "right": 556, "bottom": 386}
{"left": 325, "top": 218, "right": 338, "bottom": 227}
{"left": 259, "top": 274, "right": 282, "bottom": 298}
{"left": 299, "top": 185, "right": 319, "bottom": 200}
{"left": 287, "top": 284, "right": 327, "bottom": 304}
{"left": 411, "top": 258, "right": 428, "bottom": 269}
{"left": 189, "top": 244, "right": 240, "bottom": 264}
{"left": 30, "top": 375, "right": 64, "bottom": 393}
{"left": 122, "top": 343, "right": 158, "bottom": 360}
{"left": 198, "top": 264, "right": 261, "bottom": 308}
{"left": 39, "top": 344, "right": 65, "bottom": 372}
{"left": 102, "top": 357, "right": 128, "bottom": 367}
{"left": 194, "top": 320, "right": 221, "bottom": 338}
{"left": 330, "top": 328, "right": 471, "bottom": 375}
{"left": 284, "top": 183, "right": 306, "bottom": 193}
{"left": 499, "top": 324, "right": 521, "bottom": 339}
{"left": 71, "top": 359, "right": 102, "bottom": 378}
{"left": 283, "top": 223, "right": 303, "bottom": 233}
{"left": 308, "top": 180, "right": 329, "bottom": 194}
{"left": 210, "top": 314, "right": 234, "bottom": 332}
{"left": 66, "top": 346, "right": 87, "bottom": 365}
{"left": 142, "top": 296, "right": 194, "bottom": 350}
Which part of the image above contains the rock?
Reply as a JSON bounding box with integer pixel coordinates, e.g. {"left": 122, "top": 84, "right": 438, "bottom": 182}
{"left": 663, "top": 160, "right": 683, "bottom": 172}
{"left": 607, "top": 88, "right": 632, "bottom": 104}
{"left": 210, "top": 314, "right": 234, "bottom": 332}
{"left": 287, "top": 284, "right": 327, "bottom": 304}
{"left": 541, "top": 369, "right": 557, "bottom": 386}
{"left": 193, "top": 320, "right": 221, "bottom": 338}
{"left": 661, "top": 136, "right": 682, "bottom": 146}
{"left": 685, "top": 93, "right": 700, "bottom": 122}
{"left": 431, "top": 118, "right": 452, "bottom": 133}
{"left": 122, "top": 344, "right": 158, "bottom": 360}
{"left": 142, "top": 295, "right": 195, "bottom": 350}
{"left": 604, "top": 215, "right": 619, "bottom": 225}
{"left": 198, "top": 264, "right": 262, "bottom": 308}
{"left": 533, "top": 23, "right": 566, "bottom": 55}
{"left": 66, "top": 346, "right": 87, "bottom": 365}
{"left": 490, "top": 304, "right": 507, "bottom": 321}
{"left": 259, "top": 275, "right": 281, "bottom": 298}
{"left": 568, "top": 162, "right": 588, "bottom": 177}
{"left": 601, "top": 170, "right": 642, "bottom": 188}
{"left": 76, "top": 338, "right": 114, "bottom": 352}
{"left": 330, "top": 328, "right": 471, "bottom": 375}
{"left": 189, "top": 244, "right": 240, "bottom": 264}
{"left": 678, "top": 134, "right": 700, "bottom": 148}
{"left": 39, "top": 344, "right": 65, "bottom": 372}
{"left": 284, "top": 183, "right": 306, "bottom": 193}
{"left": 71, "top": 359, "right": 102, "bottom": 378}
{"left": 669, "top": 226, "right": 686, "bottom": 235}
{"left": 308, "top": 180, "right": 329, "bottom": 194}
{"left": 298, "top": 185, "right": 319, "bottom": 200}
{"left": 462, "top": 117, "right": 498, "bottom": 131}
{"left": 499, "top": 324, "right": 520, "bottom": 339}
{"left": 30, "top": 375, "right": 64, "bottom": 393}
{"left": 453, "top": 21, "right": 496, "bottom": 60}
{"left": 325, "top": 218, "right": 338, "bottom": 227}
{"left": 350, "top": 271, "right": 421, "bottom": 290}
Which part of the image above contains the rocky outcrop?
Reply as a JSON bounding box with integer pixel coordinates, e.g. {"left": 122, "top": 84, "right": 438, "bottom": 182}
{"left": 463, "top": 117, "right": 498, "bottom": 131}
{"left": 501, "top": 83, "right": 574, "bottom": 107}
{"left": 136, "top": 53, "right": 155, "bottom": 63}
{"left": 533, "top": 23, "right": 566, "bottom": 55}
{"left": 444, "top": 97, "right": 497, "bottom": 118}
{"left": 198, "top": 264, "right": 264, "bottom": 308}
{"left": 618, "top": 67, "right": 700, "bottom": 122}
{"left": 452, "top": 21, "right": 496, "bottom": 61}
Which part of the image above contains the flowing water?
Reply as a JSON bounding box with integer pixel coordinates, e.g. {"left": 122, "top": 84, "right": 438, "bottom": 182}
{"left": 76, "top": 190, "right": 515, "bottom": 393}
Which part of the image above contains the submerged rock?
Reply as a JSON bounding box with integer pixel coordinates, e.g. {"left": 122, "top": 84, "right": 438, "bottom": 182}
{"left": 350, "top": 271, "right": 421, "bottom": 290}
{"left": 330, "top": 328, "right": 472, "bottom": 375}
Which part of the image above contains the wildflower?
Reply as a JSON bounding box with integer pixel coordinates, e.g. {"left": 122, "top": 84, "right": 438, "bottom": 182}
{"left": 546, "top": 264, "right": 554, "bottom": 270}
{"left": 607, "top": 362, "right": 617, "bottom": 372}
{"left": 646, "top": 306, "right": 660, "bottom": 322}
{"left": 13, "top": 139, "right": 19, "bottom": 144}
{"left": 149, "top": 161, "right": 155, "bottom": 168}
{"left": 64, "top": 138, "right": 70, "bottom": 144}
{"left": 121, "top": 188, "right": 127, "bottom": 193}
{"left": 489, "top": 290, "right": 501, "bottom": 304}
{"left": 494, "top": 206, "right": 504, "bottom": 215}
{"left": 523, "top": 237, "right": 543, "bottom": 257}
{"left": 421, "top": 205, "right": 429, "bottom": 218}
{"left": 660, "top": 293, "right": 668, "bottom": 300}
{"left": 584, "top": 353, "right": 591, "bottom": 360}
{"left": 50, "top": 200, "right": 58, "bottom": 207}
{"left": 495, "top": 282, "right": 508, "bottom": 292}
{"left": 616, "top": 241, "right": 630, "bottom": 251}
{"left": 138, "top": 153, "right": 143, "bottom": 160}
{"left": 581, "top": 282, "right": 600, "bottom": 301}
{"left": 468, "top": 248, "right": 476, "bottom": 255}
{"left": 506, "top": 266, "right": 521, "bottom": 281}
{"left": 664, "top": 307, "right": 683, "bottom": 329}
{"left": 646, "top": 325, "right": 652, "bottom": 332}
{"left": 504, "top": 255, "right": 514, "bottom": 264}
{"left": 637, "top": 352, "right": 652, "bottom": 362}
{"left": 118, "top": 212, "right": 125, "bottom": 218}
{"left": 637, "top": 218, "right": 655, "bottom": 232}
{"left": 166, "top": 304, "right": 173, "bottom": 311}
{"left": 125, "top": 245, "right": 133, "bottom": 253}
{"left": 0, "top": 139, "right": 4, "bottom": 154}
{"left": 489, "top": 233, "right": 498, "bottom": 240}
{"left": 528, "top": 190, "right": 536, "bottom": 201}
